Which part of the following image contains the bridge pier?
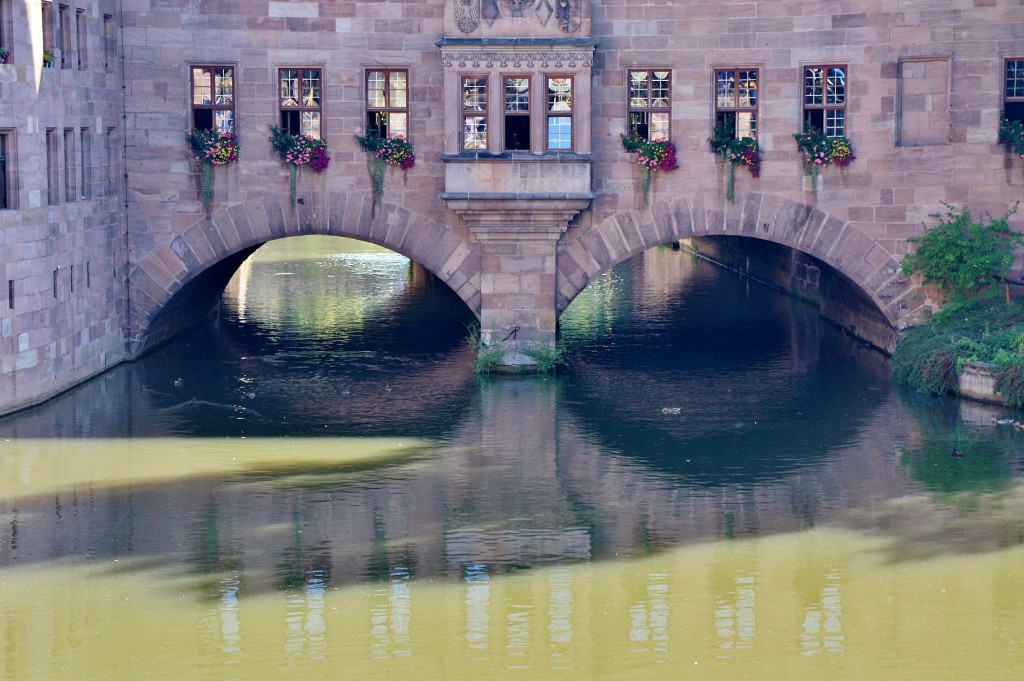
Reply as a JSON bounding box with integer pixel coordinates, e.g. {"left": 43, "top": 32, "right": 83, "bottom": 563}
{"left": 444, "top": 196, "right": 591, "bottom": 366}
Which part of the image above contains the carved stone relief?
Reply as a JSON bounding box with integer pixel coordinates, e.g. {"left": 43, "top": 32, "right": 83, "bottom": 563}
{"left": 453, "top": 0, "right": 580, "bottom": 33}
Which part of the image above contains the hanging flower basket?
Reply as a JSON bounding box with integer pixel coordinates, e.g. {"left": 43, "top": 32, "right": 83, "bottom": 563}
{"left": 710, "top": 123, "right": 761, "bottom": 203}
{"left": 793, "top": 126, "right": 856, "bottom": 202}
{"left": 620, "top": 132, "right": 678, "bottom": 208}
{"left": 269, "top": 125, "right": 330, "bottom": 207}
{"left": 999, "top": 118, "right": 1024, "bottom": 182}
{"left": 0, "top": 48, "right": 10, "bottom": 65}
{"left": 187, "top": 128, "right": 239, "bottom": 212}
{"left": 354, "top": 133, "right": 415, "bottom": 208}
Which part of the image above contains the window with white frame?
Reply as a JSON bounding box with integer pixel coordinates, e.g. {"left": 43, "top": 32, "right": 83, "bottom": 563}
{"left": 1005, "top": 58, "right": 1024, "bottom": 124}
{"left": 714, "top": 68, "right": 758, "bottom": 140}
{"left": 462, "top": 75, "right": 488, "bottom": 150}
{"left": 191, "top": 65, "right": 235, "bottom": 132}
{"left": 279, "top": 68, "right": 322, "bottom": 138}
{"left": 546, "top": 75, "right": 573, "bottom": 150}
{"left": 365, "top": 68, "right": 408, "bottom": 140}
{"left": 802, "top": 65, "right": 847, "bottom": 136}
{"left": 628, "top": 69, "right": 671, "bottom": 141}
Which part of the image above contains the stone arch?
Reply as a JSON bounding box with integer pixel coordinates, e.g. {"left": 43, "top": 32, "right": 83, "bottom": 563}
{"left": 127, "top": 191, "right": 480, "bottom": 356}
{"left": 556, "top": 191, "right": 919, "bottom": 328}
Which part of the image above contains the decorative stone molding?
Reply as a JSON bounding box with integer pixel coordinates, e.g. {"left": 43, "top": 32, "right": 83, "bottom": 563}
{"left": 440, "top": 49, "right": 593, "bottom": 69}
{"left": 452, "top": 0, "right": 581, "bottom": 34}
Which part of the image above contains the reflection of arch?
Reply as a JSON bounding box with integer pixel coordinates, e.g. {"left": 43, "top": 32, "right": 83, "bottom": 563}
{"left": 128, "top": 192, "right": 480, "bottom": 355}
{"left": 556, "top": 191, "right": 918, "bottom": 327}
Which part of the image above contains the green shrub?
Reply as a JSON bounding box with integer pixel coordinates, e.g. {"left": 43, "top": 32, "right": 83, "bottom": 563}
{"left": 901, "top": 204, "right": 1021, "bottom": 301}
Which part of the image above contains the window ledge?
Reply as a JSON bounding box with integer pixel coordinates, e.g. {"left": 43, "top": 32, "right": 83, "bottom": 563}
{"left": 442, "top": 151, "right": 594, "bottom": 163}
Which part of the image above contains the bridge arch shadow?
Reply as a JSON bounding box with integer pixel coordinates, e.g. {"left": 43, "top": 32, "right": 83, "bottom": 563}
{"left": 128, "top": 191, "right": 481, "bottom": 355}
{"left": 557, "top": 191, "right": 921, "bottom": 343}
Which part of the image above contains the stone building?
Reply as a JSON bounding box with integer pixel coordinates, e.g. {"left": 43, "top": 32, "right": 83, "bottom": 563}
{"left": 1, "top": 0, "right": 1023, "bottom": 416}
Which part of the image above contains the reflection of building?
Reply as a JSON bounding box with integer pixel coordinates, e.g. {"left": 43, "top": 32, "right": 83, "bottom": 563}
{"left": 2, "top": 1, "right": 1024, "bottom": 415}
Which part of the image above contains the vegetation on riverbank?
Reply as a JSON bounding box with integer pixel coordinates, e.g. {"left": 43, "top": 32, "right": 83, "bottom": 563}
{"left": 893, "top": 204, "right": 1024, "bottom": 408}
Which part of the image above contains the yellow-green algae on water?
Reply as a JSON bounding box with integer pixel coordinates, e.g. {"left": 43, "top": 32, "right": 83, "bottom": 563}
{"left": 0, "top": 437, "right": 430, "bottom": 498}
{"left": 1, "top": 527, "right": 1021, "bottom": 681}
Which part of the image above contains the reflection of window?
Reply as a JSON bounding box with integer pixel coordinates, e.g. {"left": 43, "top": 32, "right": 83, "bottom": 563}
{"left": 803, "top": 65, "right": 846, "bottom": 136}
{"left": 279, "top": 68, "right": 322, "bottom": 138}
{"left": 462, "top": 76, "right": 487, "bottom": 150}
{"left": 628, "top": 69, "right": 671, "bottom": 141}
{"left": 715, "top": 68, "right": 758, "bottom": 140}
{"left": 191, "top": 65, "right": 235, "bottom": 132}
{"left": 1005, "top": 59, "right": 1024, "bottom": 124}
{"left": 365, "top": 69, "right": 408, "bottom": 139}
{"left": 547, "top": 75, "right": 573, "bottom": 150}
{"left": 504, "top": 76, "right": 530, "bottom": 151}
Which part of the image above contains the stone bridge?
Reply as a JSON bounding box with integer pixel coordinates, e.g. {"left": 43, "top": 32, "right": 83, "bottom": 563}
{"left": 132, "top": 184, "right": 910, "bottom": 359}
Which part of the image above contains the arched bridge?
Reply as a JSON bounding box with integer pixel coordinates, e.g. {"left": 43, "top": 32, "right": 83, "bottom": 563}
{"left": 130, "top": 185, "right": 911, "bottom": 357}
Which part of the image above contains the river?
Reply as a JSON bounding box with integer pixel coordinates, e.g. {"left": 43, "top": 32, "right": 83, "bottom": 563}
{"left": 1, "top": 236, "right": 1022, "bottom": 680}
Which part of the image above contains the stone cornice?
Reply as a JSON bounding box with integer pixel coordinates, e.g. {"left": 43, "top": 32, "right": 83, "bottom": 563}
{"left": 440, "top": 49, "right": 594, "bottom": 69}
{"left": 437, "top": 38, "right": 598, "bottom": 69}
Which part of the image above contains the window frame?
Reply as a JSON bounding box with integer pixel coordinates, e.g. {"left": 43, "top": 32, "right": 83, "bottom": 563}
{"left": 0, "top": 129, "right": 13, "bottom": 210}
{"left": 58, "top": 3, "right": 70, "bottom": 68}
{"left": 802, "top": 64, "right": 847, "bottom": 137}
{"left": 75, "top": 7, "right": 86, "bottom": 70}
{"left": 461, "top": 74, "right": 488, "bottom": 151}
{"left": 1004, "top": 58, "right": 1024, "bottom": 125}
{"left": 714, "top": 67, "right": 759, "bottom": 141}
{"left": 365, "top": 68, "right": 409, "bottom": 141}
{"left": 502, "top": 74, "right": 531, "bottom": 152}
{"left": 546, "top": 74, "right": 574, "bottom": 151}
{"left": 627, "top": 69, "right": 672, "bottom": 142}
{"left": 190, "top": 65, "right": 236, "bottom": 133}
{"left": 279, "top": 67, "right": 323, "bottom": 139}
{"left": 63, "top": 127, "right": 75, "bottom": 202}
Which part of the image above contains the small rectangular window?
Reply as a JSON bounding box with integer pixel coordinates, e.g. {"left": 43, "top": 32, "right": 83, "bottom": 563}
{"left": 80, "top": 128, "right": 90, "bottom": 200}
{"left": 0, "top": 130, "right": 12, "bottom": 210}
{"left": 365, "top": 68, "right": 408, "bottom": 140}
{"left": 76, "top": 8, "right": 86, "bottom": 70}
{"left": 802, "top": 65, "right": 847, "bottom": 136}
{"left": 46, "top": 128, "right": 58, "bottom": 205}
{"left": 628, "top": 69, "right": 671, "bottom": 141}
{"left": 42, "top": 2, "right": 54, "bottom": 58}
{"left": 503, "top": 76, "right": 530, "bottom": 151}
{"left": 462, "top": 75, "right": 488, "bottom": 150}
{"left": 0, "top": 0, "right": 9, "bottom": 59}
{"left": 279, "top": 68, "right": 322, "bottom": 138}
{"left": 546, "top": 75, "right": 573, "bottom": 150}
{"left": 106, "top": 127, "right": 117, "bottom": 195}
{"left": 58, "top": 4, "right": 70, "bottom": 68}
{"left": 191, "top": 65, "right": 235, "bottom": 132}
{"left": 103, "top": 14, "right": 115, "bottom": 69}
{"left": 63, "top": 128, "right": 75, "bottom": 202}
{"left": 714, "top": 68, "right": 758, "bottom": 141}
{"left": 1005, "top": 59, "right": 1024, "bottom": 124}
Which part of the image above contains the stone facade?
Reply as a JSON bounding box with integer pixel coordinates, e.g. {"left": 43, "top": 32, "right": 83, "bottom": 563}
{"left": 2, "top": 0, "right": 1024, "bottom": 415}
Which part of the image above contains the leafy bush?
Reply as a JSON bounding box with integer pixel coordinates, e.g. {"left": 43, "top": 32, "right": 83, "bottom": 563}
{"left": 892, "top": 296, "right": 1024, "bottom": 407}
{"left": 901, "top": 204, "right": 1021, "bottom": 301}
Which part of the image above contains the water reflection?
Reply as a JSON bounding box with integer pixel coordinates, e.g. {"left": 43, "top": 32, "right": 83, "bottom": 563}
{"left": 0, "top": 236, "right": 1023, "bottom": 679}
